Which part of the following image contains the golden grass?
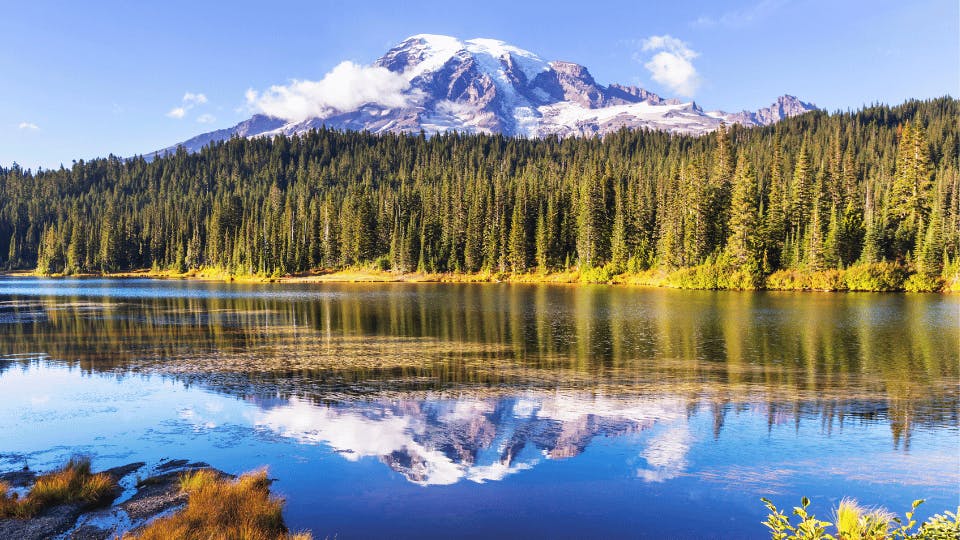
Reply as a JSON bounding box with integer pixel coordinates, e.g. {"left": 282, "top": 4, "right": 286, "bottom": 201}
{"left": 0, "top": 481, "right": 16, "bottom": 517}
{"left": 14, "top": 264, "right": 960, "bottom": 293}
{"left": 128, "top": 469, "right": 311, "bottom": 540}
{"left": 0, "top": 457, "right": 116, "bottom": 518}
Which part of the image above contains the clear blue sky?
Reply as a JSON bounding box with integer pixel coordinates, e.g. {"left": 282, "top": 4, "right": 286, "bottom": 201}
{"left": 2, "top": 0, "right": 956, "bottom": 169}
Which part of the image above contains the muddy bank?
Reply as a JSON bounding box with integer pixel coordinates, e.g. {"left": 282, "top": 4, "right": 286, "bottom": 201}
{"left": 0, "top": 459, "right": 222, "bottom": 540}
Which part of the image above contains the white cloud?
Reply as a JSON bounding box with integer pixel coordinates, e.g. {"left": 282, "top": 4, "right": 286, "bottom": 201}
{"left": 639, "top": 35, "right": 701, "bottom": 98}
{"left": 196, "top": 113, "right": 216, "bottom": 124}
{"left": 18, "top": 122, "right": 39, "bottom": 130}
{"left": 182, "top": 92, "right": 208, "bottom": 105}
{"left": 693, "top": 0, "right": 787, "bottom": 28}
{"left": 166, "top": 91, "right": 209, "bottom": 119}
{"left": 245, "top": 61, "right": 414, "bottom": 123}
{"left": 636, "top": 424, "right": 694, "bottom": 483}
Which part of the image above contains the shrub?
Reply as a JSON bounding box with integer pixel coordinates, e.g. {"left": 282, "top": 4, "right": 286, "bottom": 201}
{"left": 717, "top": 264, "right": 764, "bottom": 290}
{"left": 765, "top": 269, "right": 811, "bottom": 290}
{"left": 666, "top": 260, "right": 721, "bottom": 289}
{"left": 843, "top": 261, "right": 908, "bottom": 291}
{"left": 580, "top": 265, "right": 613, "bottom": 284}
{"left": 761, "top": 497, "right": 959, "bottom": 539}
{"left": 904, "top": 273, "right": 944, "bottom": 292}
{"left": 666, "top": 256, "right": 763, "bottom": 290}
{"left": 808, "top": 269, "right": 848, "bottom": 291}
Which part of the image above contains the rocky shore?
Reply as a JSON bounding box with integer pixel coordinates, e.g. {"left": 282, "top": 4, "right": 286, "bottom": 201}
{"left": 0, "top": 459, "right": 223, "bottom": 540}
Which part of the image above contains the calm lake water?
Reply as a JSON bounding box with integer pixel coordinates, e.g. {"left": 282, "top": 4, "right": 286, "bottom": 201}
{"left": 0, "top": 277, "right": 957, "bottom": 538}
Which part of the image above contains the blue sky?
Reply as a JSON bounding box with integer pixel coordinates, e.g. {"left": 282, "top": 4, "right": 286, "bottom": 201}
{"left": 2, "top": 0, "right": 956, "bottom": 169}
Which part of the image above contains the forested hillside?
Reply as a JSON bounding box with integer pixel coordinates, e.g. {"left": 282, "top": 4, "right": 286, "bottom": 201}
{"left": 2, "top": 97, "right": 957, "bottom": 290}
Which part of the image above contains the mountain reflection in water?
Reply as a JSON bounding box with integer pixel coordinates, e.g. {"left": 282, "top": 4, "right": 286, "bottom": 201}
{"left": 0, "top": 278, "right": 957, "bottom": 537}
{"left": 249, "top": 393, "right": 685, "bottom": 486}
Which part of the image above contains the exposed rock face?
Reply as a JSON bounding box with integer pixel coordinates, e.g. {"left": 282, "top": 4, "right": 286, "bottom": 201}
{"left": 607, "top": 83, "right": 668, "bottom": 105}
{"left": 754, "top": 95, "right": 818, "bottom": 125}
{"left": 155, "top": 34, "right": 818, "bottom": 156}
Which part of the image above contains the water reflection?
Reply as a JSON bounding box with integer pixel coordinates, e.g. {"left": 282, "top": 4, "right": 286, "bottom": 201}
{"left": 1, "top": 282, "right": 958, "bottom": 540}
{"left": 0, "top": 280, "right": 956, "bottom": 450}
{"left": 244, "top": 393, "right": 689, "bottom": 486}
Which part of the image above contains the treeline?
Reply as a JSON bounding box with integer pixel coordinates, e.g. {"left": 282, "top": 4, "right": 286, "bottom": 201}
{"left": 1, "top": 97, "right": 958, "bottom": 290}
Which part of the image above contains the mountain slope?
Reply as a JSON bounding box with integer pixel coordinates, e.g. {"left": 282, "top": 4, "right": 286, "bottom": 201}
{"left": 158, "top": 34, "right": 817, "bottom": 155}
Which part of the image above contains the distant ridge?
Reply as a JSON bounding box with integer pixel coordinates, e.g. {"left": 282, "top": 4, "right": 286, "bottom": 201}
{"left": 155, "top": 34, "right": 817, "bottom": 156}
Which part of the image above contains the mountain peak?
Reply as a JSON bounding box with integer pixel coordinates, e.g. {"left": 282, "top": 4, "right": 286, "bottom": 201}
{"left": 157, "top": 36, "right": 818, "bottom": 155}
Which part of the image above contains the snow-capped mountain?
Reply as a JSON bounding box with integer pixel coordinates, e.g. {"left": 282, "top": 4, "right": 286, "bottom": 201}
{"left": 159, "top": 34, "right": 817, "bottom": 154}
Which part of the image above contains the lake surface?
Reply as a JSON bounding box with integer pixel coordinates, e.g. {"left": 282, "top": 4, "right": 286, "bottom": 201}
{"left": 0, "top": 278, "right": 957, "bottom": 538}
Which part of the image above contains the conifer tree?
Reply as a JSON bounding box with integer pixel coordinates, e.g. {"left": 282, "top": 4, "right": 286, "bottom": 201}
{"left": 725, "top": 152, "right": 760, "bottom": 267}
{"left": 824, "top": 204, "right": 841, "bottom": 269}
{"left": 507, "top": 184, "right": 529, "bottom": 273}
{"left": 709, "top": 124, "right": 734, "bottom": 251}
{"left": 576, "top": 174, "right": 607, "bottom": 269}
{"left": 790, "top": 140, "right": 812, "bottom": 236}
{"left": 762, "top": 140, "right": 787, "bottom": 272}
{"left": 917, "top": 210, "right": 944, "bottom": 278}
{"left": 891, "top": 121, "right": 933, "bottom": 252}
{"left": 610, "top": 180, "right": 629, "bottom": 270}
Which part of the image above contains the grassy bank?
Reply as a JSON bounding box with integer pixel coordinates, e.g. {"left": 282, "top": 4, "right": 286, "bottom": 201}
{"left": 128, "top": 469, "right": 310, "bottom": 540}
{"left": 0, "top": 457, "right": 115, "bottom": 519}
{"left": 13, "top": 260, "right": 960, "bottom": 293}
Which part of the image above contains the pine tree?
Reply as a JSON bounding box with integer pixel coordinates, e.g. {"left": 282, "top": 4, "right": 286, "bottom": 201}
{"left": 576, "top": 174, "right": 607, "bottom": 268}
{"left": 762, "top": 140, "right": 787, "bottom": 273}
{"left": 891, "top": 121, "right": 933, "bottom": 252}
{"left": 917, "top": 210, "right": 944, "bottom": 278}
{"left": 824, "top": 203, "right": 840, "bottom": 269}
{"left": 682, "top": 159, "right": 710, "bottom": 264}
{"left": 36, "top": 224, "right": 60, "bottom": 275}
{"left": 507, "top": 185, "right": 529, "bottom": 273}
{"left": 66, "top": 221, "right": 85, "bottom": 274}
{"left": 860, "top": 186, "right": 881, "bottom": 264}
{"left": 725, "top": 152, "right": 760, "bottom": 267}
{"left": 610, "top": 180, "right": 629, "bottom": 270}
{"left": 709, "top": 124, "right": 734, "bottom": 251}
{"left": 535, "top": 207, "right": 549, "bottom": 273}
{"left": 805, "top": 196, "right": 825, "bottom": 271}
{"left": 99, "top": 203, "right": 120, "bottom": 273}
{"left": 790, "top": 140, "right": 812, "bottom": 235}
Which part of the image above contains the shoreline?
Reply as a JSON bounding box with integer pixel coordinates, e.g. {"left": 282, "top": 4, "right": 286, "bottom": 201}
{"left": 3, "top": 266, "right": 958, "bottom": 293}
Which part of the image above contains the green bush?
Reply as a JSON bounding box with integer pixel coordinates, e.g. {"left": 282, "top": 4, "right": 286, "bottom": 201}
{"left": 580, "top": 265, "right": 613, "bottom": 284}
{"left": 761, "top": 497, "right": 959, "bottom": 539}
{"left": 666, "top": 256, "right": 763, "bottom": 290}
{"left": 667, "top": 266, "right": 714, "bottom": 289}
{"left": 905, "top": 273, "right": 944, "bottom": 292}
{"left": 844, "top": 262, "right": 908, "bottom": 291}
{"left": 765, "top": 269, "right": 809, "bottom": 290}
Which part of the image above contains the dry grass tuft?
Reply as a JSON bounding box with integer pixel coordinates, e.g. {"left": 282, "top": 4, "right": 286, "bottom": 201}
{"left": 0, "top": 457, "right": 116, "bottom": 519}
{"left": 0, "top": 481, "right": 18, "bottom": 517}
{"left": 129, "top": 468, "right": 311, "bottom": 540}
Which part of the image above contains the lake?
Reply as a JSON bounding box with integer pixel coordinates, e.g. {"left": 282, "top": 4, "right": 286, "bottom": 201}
{"left": 0, "top": 278, "right": 957, "bottom": 538}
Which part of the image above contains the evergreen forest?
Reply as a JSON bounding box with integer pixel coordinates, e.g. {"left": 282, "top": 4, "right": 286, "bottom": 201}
{"left": 2, "top": 97, "right": 957, "bottom": 291}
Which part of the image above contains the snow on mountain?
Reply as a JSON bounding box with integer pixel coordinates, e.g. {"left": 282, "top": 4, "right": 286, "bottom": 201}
{"left": 154, "top": 35, "right": 818, "bottom": 156}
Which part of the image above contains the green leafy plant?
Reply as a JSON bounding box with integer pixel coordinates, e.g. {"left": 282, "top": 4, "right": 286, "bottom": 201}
{"left": 761, "top": 497, "right": 960, "bottom": 539}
